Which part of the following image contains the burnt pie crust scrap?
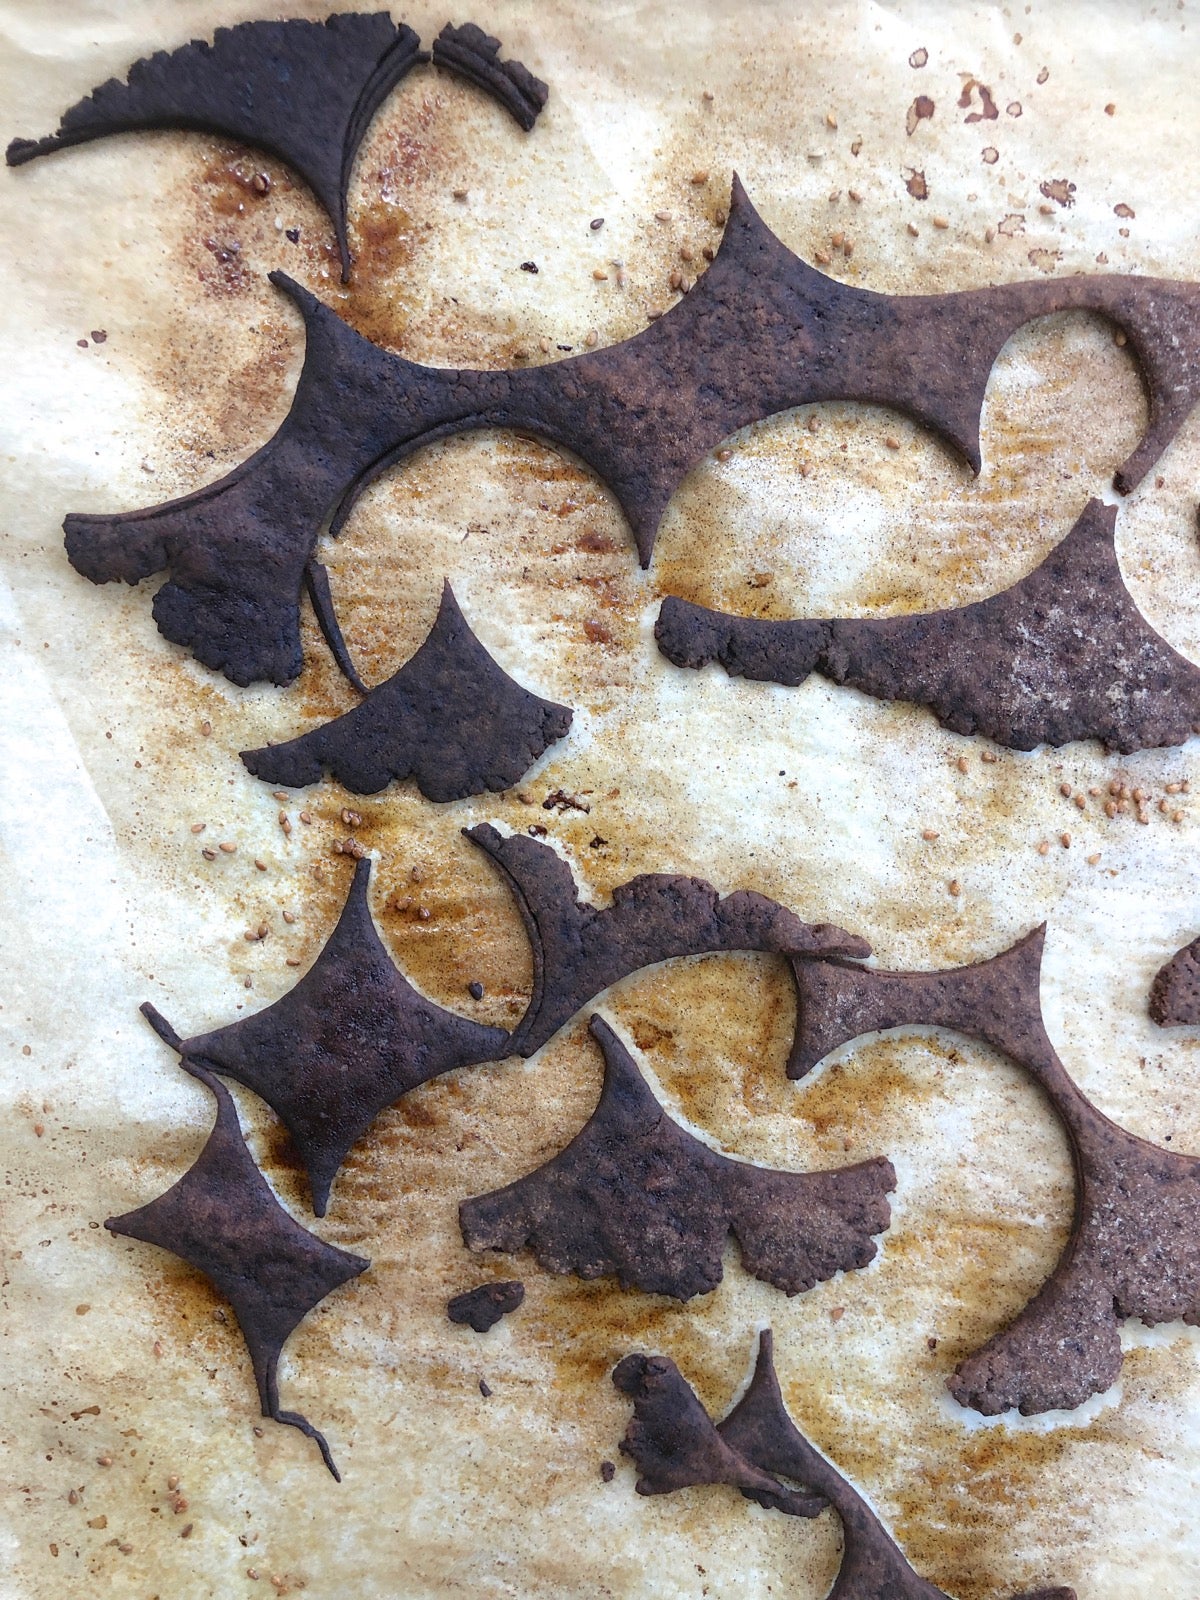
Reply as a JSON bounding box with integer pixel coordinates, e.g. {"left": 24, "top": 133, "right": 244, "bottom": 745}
{"left": 446, "top": 1279, "right": 526, "bottom": 1332}
{"left": 106, "top": 1047, "right": 368, "bottom": 1479}
{"left": 240, "top": 580, "right": 574, "bottom": 802}
{"left": 613, "top": 1333, "right": 1075, "bottom": 1600}
{"left": 657, "top": 498, "right": 1200, "bottom": 754}
{"left": 464, "top": 822, "right": 870, "bottom": 1058}
{"left": 1149, "top": 932, "right": 1200, "bottom": 1027}
{"left": 141, "top": 857, "right": 509, "bottom": 1218}
{"left": 790, "top": 928, "right": 1200, "bottom": 1416}
{"left": 6, "top": 13, "right": 547, "bottom": 281}
{"left": 62, "top": 176, "right": 1200, "bottom": 686}
{"left": 459, "top": 1015, "right": 895, "bottom": 1300}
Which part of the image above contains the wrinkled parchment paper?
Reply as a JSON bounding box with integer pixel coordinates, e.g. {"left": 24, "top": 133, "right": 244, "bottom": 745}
{"left": 4, "top": 2, "right": 1200, "bottom": 1595}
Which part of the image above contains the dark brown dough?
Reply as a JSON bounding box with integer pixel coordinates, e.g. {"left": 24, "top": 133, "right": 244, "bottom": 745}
{"left": 7, "top": 14, "right": 426, "bottom": 281}
{"left": 656, "top": 499, "right": 1200, "bottom": 753}
{"left": 790, "top": 930, "right": 1200, "bottom": 1415}
{"left": 62, "top": 178, "right": 1200, "bottom": 684}
{"left": 465, "top": 822, "right": 870, "bottom": 1056}
{"left": 106, "top": 1058, "right": 368, "bottom": 1478}
{"left": 1149, "top": 933, "right": 1200, "bottom": 1026}
{"left": 613, "top": 1335, "right": 1074, "bottom": 1600}
{"left": 612, "top": 1349, "right": 807, "bottom": 1503}
{"left": 431, "top": 23, "right": 548, "bottom": 130}
{"left": 460, "top": 1016, "right": 894, "bottom": 1300}
{"left": 142, "top": 856, "right": 509, "bottom": 1217}
{"left": 446, "top": 1279, "right": 525, "bottom": 1332}
{"left": 240, "top": 581, "right": 573, "bottom": 800}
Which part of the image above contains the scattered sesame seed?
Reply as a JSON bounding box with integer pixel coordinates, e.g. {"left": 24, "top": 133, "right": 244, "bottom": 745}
{"left": 1167, "top": 781, "right": 1183, "bottom": 794}
{"left": 539, "top": 336, "right": 551, "bottom": 353}
{"left": 691, "top": 170, "right": 709, "bottom": 185}
{"left": 1074, "top": 794, "right": 1086, "bottom": 810}
{"left": 885, "top": 436, "right": 900, "bottom": 450}
{"left": 97, "top": 1456, "right": 112, "bottom": 1467}
{"left": 826, "top": 112, "right": 838, "bottom": 129}
{"left": 191, "top": 822, "right": 206, "bottom": 834}
{"left": 585, "top": 330, "right": 599, "bottom": 347}
{"left": 180, "top": 1523, "right": 193, "bottom": 1539}
{"left": 806, "top": 415, "right": 820, "bottom": 433}
{"left": 1088, "top": 786, "right": 1101, "bottom": 796}
{"left": 922, "top": 829, "right": 939, "bottom": 841}
{"left": 341, "top": 808, "right": 362, "bottom": 827}
{"left": 201, "top": 720, "right": 212, "bottom": 736}
{"left": 286, "top": 957, "right": 301, "bottom": 967}
{"left": 248, "top": 1571, "right": 260, "bottom": 1582}
{"left": 1059, "top": 783, "right": 1072, "bottom": 797}
{"left": 907, "top": 222, "right": 920, "bottom": 237}
{"left": 843, "top": 238, "right": 854, "bottom": 257}
{"left": 679, "top": 245, "right": 694, "bottom": 263}
{"left": 1105, "top": 103, "right": 1116, "bottom": 115}
{"left": 593, "top": 268, "right": 608, "bottom": 280}
{"left": 68, "top": 1489, "right": 79, "bottom": 1505}
{"left": 848, "top": 188, "right": 862, "bottom": 203}
{"left": 831, "top": 231, "right": 845, "bottom": 249}
{"left": 219, "top": 842, "right": 237, "bottom": 854}
{"left": 1114, "top": 330, "right": 1127, "bottom": 347}
{"left": 1104, "top": 801, "right": 1117, "bottom": 818}
{"left": 981, "top": 750, "right": 998, "bottom": 763}
{"left": 167, "top": 1476, "right": 180, "bottom": 1491}
{"left": 1060, "top": 833, "right": 1071, "bottom": 848}
{"left": 948, "top": 880, "right": 961, "bottom": 897}
{"left": 829, "top": 1305, "right": 845, "bottom": 1321}
{"left": 202, "top": 847, "right": 216, "bottom": 860}
{"left": 1137, "top": 809, "right": 1149, "bottom": 825}
{"left": 815, "top": 249, "right": 832, "bottom": 265}
{"left": 1132, "top": 787, "right": 1146, "bottom": 802}
{"left": 646, "top": 307, "right": 664, "bottom": 321}
{"left": 933, "top": 216, "right": 949, "bottom": 229}
{"left": 956, "top": 756, "right": 969, "bottom": 773}
{"left": 715, "top": 448, "right": 733, "bottom": 462}
{"left": 452, "top": 189, "right": 467, "bottom": 201}
{"left": 669, "top": 268, "right": 683, "bottom": 290}
{"left": 299, "top": 811, "right": 312, "bottom": 825}
{"left": 33, "top": 1122, "right": 43, "bottom": 1137}
{"left": 655, "top": 210, "right": 672, "bottom": 222}
{"left": 255, "top": 859, "right": 267, "bottom": 871}
{"left": 851, "top": 137, "right": 863, "bottom": 155}
{"left": 1174, "top": 810, "right": 1185, "bottom": 824}
{"left": 1037, "top": 841, "right": 1050, "bottom": 855}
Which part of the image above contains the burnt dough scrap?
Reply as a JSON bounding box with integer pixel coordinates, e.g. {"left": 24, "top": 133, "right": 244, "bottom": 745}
{"left": 465, "top": 822, "right": 870, "bottom": 1057}
{"left": 241, "top": 581, "right": 573, "bottom": 801}
{"left": 7, "top": 14, "right": 426, "bottom": 282}
{"left": 62, "top": 178, "right": 1200, "bottom": 684}
{"left": 614, "top": 1335, "right": 1075, "bottom": 1600}
{"left": 446, "top": 1280, "right": 526, "bottom": 1332}
{"left": 7, "top": 15, "right": 547, "bottom": 280}
{"left": 105, "top": 1054, "right": 368, "bottom": 1479}
{"left": 612, "top": 1349, "right": 811, "bottom": 1504}
{"left": 142, "top": 857, "right": 509, "bottom": 1218}
{"left": 1149, "top": 933, "right": 1200, "bottom": 1026}
{"left": 790, "top": 929, "right": 1200, "bottom": 1415}
{"left": 657, "top": 499, "right": 1200, "bottom": 753}
{"left": 460, "top": 1016, "right": 894, "bottom": 1300}
{"left": 431, "top": 23, "right": 549, "bottom": 130}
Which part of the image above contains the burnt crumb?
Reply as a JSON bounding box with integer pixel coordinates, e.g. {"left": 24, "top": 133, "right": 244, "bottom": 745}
{"left": 465, "top": 822, "right": 869, "bottom": 1057}
{"left": 140, "top": 858, "right": 509, "bottom": 1216}
{"left": 448, "top": 1281, "right": 525, "bottom": 1332}
{"left": 431, "top": 22, "right": 548, "bottom": 131}
{"left": 286, "top": 227, "right": 300, "bottom": 244}
{"left": 478, "top": 1379, "right": 492, "bottom": 1398}
{"left": 905, "top": 168, "right": 928, "bottom": 200}
{"left": 958, "top": 77, "right": 999, "bottom": 122}
{"left": 905, "top": 96, "right": 934, "bottom": 136}
{"left": 520, "top": 260, "right": 540, "bottom": 273}
{"left": 1149, "top": 934, "right": 1200, "bottom": 1026}
{"left": 105, "top": 1056, "right": 367, "bottom": 1479}
{"left": 656, "top": 500, "right": 1200, "bottom": 754}
{"left": 90, "top": 328, "right": 107, "bottom": 343}
{"left": 542, "top": 788, "right": 590, "bottom": 813}
{"left": 64, "top": 180, "right": 1200, "bottom": 686}
{"left": 1040, "top": 177, "right": 1077, "bottom": 208}
{"left": 241, "top": 582, "right": 573, "bottom": 802}
{"left": 600, "top": 1459, "right": 616, "bottom": 1482}
{"left": 468, "top": 981, "right": 485, "bottom": 1001}
{"left": 790, "top": 929, "right": 1200, "bottom": 1417}
{"left": 460, "top": 1017, "right": 893, "bottom": 1300}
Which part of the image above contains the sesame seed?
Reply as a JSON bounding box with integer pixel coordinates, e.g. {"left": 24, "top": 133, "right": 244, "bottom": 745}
{"left": 191, "top": 822, "right": 206, "bottom": 834}
{"left": 1159, "top": 798, "right": 1170, "bottom": 813}
{"left": 585, "top": 330, "right": 599, "bottom": 346}
{"left": 282, "top": 910, "right": 297, "bottom": 924}
{"left": 948, "top": 880, "right": 961, "bottom": 896}
{"left": 341, "top": 808, "right": 362, "bottom": 827}
{"left": 1105, "top": 103, "right": 1116, "bottom": 115}
{"left": 286, "top": 957, "right": 301, "bottom": 968}
{"left": 180, "top": 1523, "right": 193, "bottom": 1539}
{"left": 1167, "top": 781, "right": 1183, "bottom": 794}
{"left": 248, "top": 1572, "right": 260, "bottom": 1582}
{"left": 201, "top": 720, "right": 212, "bottom": 736}
{"left": 68, "top": 1490, "right": 79, "bottom": 1505}
{"left": 815, "top": 249, "right": 832, "bottom": 265}
{"left": 33, "top": 1123, "right": 43, "bottom": 1137}
{"left": 167, "top": 1476, "right": 180, "bottom": 1491}
{"left": 922, "top": 829, "right": 939, "bottom": 840}
{"left": 1132, "top": 787, "right": 1146, "bottom": 802}
{"left": 1059, "top": 783, "right": 1072, "bottom": 797}
{"left": 593, "top": 268, "right": 608, "bottom": 280}
{"left": 885, "top": 436, "right": 900, "bottom": 450}
{"left": 691, "top": 170, "right": 709, "bottom": 185}
{"left": 1087, "top": 853, "right": 1101, "bottom": 865}
{"left": 1074, "top": 794, "right": 1086, "bottom": 810}
{"left": 1060, "top": 833, "right": 1071, "bottom": 848}
{"left": 219, "top": 842, "right": 236, "bottom": 854}
{"left": 848, "top": 188, "right": 863, "bottom": 203}
{"left": 826, "top": 112, "right": 838, "bottom": 128}
{"left": 843, "top": 238, "right": 854, "bottom": 257}
{"left": 1137, "top": 809, "right": 1149, "bottom": 825}
{"left": 981, "top": 750, "right": 998, "bottom": 763}
{"left": 1037, "top": 841, "right": 1051, "bottom": 855}
{"left": 715, "top": 448, "right": 733, "bottom": 462}
{"left": 255, "top": 859, "right": 267, "bottom": 871}
{"left": 1088, "top": 786, "right": 1101, "bottom": 796}
{"left": 98, "top": 1456, "right": 112, "bottom": 1467}
{"left": 831, "top": 231, "right": 845, "bottom": 249}
{"left": 590, "top": 217, "right": 604, "bottom": 231}
{"left": 807, "top": 415, "right": 820, "bottom": 433}
{"left": 1104, "top": 801, "right": 1117, "bottom": 818}
{"left": 539, "top": 336, "right": 551, "bottom": 353}
{"left": 1174, "top": 810, "right": 1185, "bottom": 823}
{"left": 669, "top": 269, "right": 682, "bottom": 290}
{"left": 829, "top": 1305, "right": 845, "bottom": 1321}
{"left": 933, "top": 217, "right": 950, "bottom": 230}
{"left": 655, "top": 210, "right": 672, "bottom": 222}
{"left": 299, "top": 811, "right": 312, "bottom": 824}
{"left": 202, "top": 848, "right": 216, "bottom": 860}
{"left": 956, "top": 756, "right": 969, "bottom": 773}
{"left": 1115, "top": 331, "right": 1127, "bottom": 347}
{"left": 679, "top": 245, "right": 694, "bottom": 263}
{"left": 452, "top": 189, "right": 467, "bottom": 202}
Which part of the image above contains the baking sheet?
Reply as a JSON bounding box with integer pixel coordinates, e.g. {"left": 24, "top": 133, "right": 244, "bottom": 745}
{"left": 3, "top": 2, "right": 1200, "bottom": 1595}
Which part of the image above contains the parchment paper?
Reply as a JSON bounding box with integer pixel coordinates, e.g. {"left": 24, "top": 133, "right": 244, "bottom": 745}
{"left": 3, "top": 2, "right": 1200, "bottom": 1596}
